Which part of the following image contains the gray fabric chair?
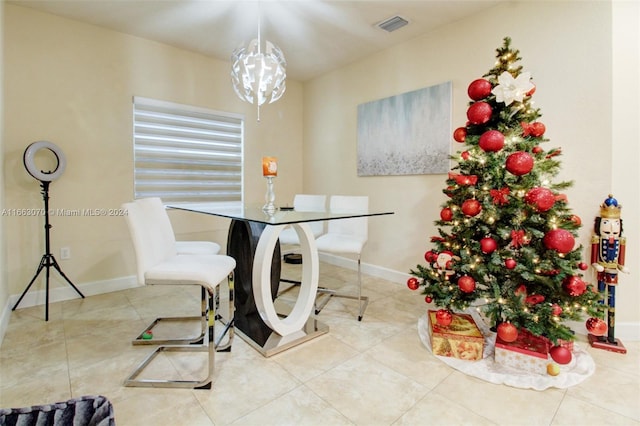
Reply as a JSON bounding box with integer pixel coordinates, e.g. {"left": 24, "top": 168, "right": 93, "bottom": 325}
{"left": 0, "top": 395, "right": 115, "bottom": 426}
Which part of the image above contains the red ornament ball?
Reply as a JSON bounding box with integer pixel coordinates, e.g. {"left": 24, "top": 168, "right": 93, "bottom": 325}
{"left": 563, "top": 275, "right": 587, "bottom": 296}
{"left": 549, "top": 345, "right": 572, "bottom": 365}
{"left": 407, "top": 277, "right": 419, "bottom": 291}
{"left": 551, "top": 304, "right": 563, "bottom": 316}
{"left": 445, "top": 186, "right": 455, "bottom": 197}
{"left": 505, "top": 151, "right": 534, "bottom": 176}
{"left": 425, "top": 250, "right": 437, "bottom": 263}
{"left": 497, "top": 322, "right": 519, "bottom": 343}
{"left": 532, "top": 146, "right": 543, "bottom": 154}
{"left": 505, "top": 258, "right": 517, "bottom": 269}
{"left": 457, "top": 275, "right": 476, "bottom": 293}
{"left": 480, "top": 237, "right": 498, "bottom": 254}
{"left": 578, "top": 262, "right": 588, "bottom": 271}
{"left": 543, "top": 229, "right": 575, "bottom": 254}
{"left": 425, "top": 295, "right": 433, "bottom": 304}
{"left": 586, "top": 317, "right": 608, "bottom": 336}
{"left": 530, "top": 122, "right": 546, "bottom": 137}
{"left": 478, "top": 130, "right": 505, "bottom": 152}
{"left": 461, "top": 199, "right": 482, "bottom": 217}
{"left": 570, "top": 215, "right": 582, "bottom": 226}
{"left": 440, "top": 207, "right": 453, "bottom": 221}
{"left": 435, "top": 309, "right": 453, "bottom": 327}
{"left": 525, "top": 187, "right": 556, "bottom": 212}
{"left": 467, "top": 102, "right": 492, "bottom": 125}
{"left": 467, "top": 78, "right": 493, "bottom": 100}
{"left": 525, "top": 294, "right": 545, "bottom": 305}
{"left": 461, "top": 151, "right": 470, "bottom": 160}
{"left": 453, "top": 127, "right": 467, "bottom": 143}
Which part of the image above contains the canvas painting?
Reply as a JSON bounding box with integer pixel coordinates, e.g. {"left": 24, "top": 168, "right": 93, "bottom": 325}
{"left": 357, "top": 81, "right": 451, "bottom": 176}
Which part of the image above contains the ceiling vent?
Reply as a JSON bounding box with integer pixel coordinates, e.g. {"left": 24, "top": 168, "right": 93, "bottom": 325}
{"left": 377, "top": 15, "right": 409, "bottom": 33}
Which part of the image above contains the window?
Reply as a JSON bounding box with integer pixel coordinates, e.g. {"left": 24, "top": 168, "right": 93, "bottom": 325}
{"left": 133, "top": 96, "right": 243, "bottom": 204}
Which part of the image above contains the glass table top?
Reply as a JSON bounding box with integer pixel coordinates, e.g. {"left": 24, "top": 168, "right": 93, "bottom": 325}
{"left": 167, "top": 202, "right": 394, "bottom": 225}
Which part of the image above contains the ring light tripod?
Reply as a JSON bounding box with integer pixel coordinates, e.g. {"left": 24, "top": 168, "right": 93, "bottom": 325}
{"left": 12, "top": 141, "right": 84, "bottom": 321}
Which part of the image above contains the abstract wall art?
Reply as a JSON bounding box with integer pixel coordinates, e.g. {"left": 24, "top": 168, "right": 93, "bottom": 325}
{"left": 357, "top": 81, "right": 451, "bottom": 176}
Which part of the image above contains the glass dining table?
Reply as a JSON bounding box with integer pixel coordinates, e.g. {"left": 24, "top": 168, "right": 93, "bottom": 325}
{"left": 168, "top": 203, "right": 393, "bottom": 357}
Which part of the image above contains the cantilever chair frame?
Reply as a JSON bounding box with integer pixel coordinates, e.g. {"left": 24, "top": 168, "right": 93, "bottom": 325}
{"left": 314, "top": 253, "right": 368, "bottom": 321}
{"left": 314, "top": 195, "right": 369, "bottom": 321}
{"left": 132, "top": 203, "right": 225, "bottom": 347}
{"left": 132, "top": 285, "right": 234, "bottom": 349}
{"left": 124, "top": 275, "right": 234, "bottom": 389}
{"left": 122, "top": 197, "right": 235, "bottom": 389}
{"left": 278, "top": 194, "right": 327, "bottom": 297}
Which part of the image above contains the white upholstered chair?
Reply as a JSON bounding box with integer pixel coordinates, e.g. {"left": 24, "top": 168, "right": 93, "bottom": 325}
{"left": 278, "top": 195, "right": 326, "bottom": 295}
{"left": 122, "top": 197, "right": 235, "bottom": 389}
{"left": 128, "top": 197, "right": 224, "bottom": 345}
{"left": 278, "top": 194, "right": 326, "bottom": 245}
{"left": 176, "top": 240, "right": 221, "bottom": 255}
{"left": 314, "top": 195, "right": 369, "bottom": 321}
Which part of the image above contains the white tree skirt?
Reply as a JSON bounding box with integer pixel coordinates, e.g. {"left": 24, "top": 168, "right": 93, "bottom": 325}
{"left": 417, "top": 311, "right": 595, "bottom": 390}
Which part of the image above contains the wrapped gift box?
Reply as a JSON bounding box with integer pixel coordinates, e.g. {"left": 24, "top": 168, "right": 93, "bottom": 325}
{"left": 555, "top": 338, "right": 574, "bottom": 352}
{"left": 494, "top": 328, "right": 550, "bottom": 375}
{"left": 427, "top": 310, "right": 484, "bottom": 361}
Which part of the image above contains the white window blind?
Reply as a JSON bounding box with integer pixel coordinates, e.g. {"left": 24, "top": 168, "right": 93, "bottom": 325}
{"left": 133, "top": 97, "right": 243, "bottom": 204}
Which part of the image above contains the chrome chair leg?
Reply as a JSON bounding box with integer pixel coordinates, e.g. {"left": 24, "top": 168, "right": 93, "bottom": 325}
{"left": 314, "top": 256, "right": 369, "bottom": 321}
{"left": 215, "top": 272, "right": 235, "bottom": 352}
{"left": 124, "top": 287, "right": 216, "bottom": 389}
{"left": 125, "top": 278, "right": 235, "bottom": 389}
{"left": 133, "top": 286, "right": 208, "bottom": 346}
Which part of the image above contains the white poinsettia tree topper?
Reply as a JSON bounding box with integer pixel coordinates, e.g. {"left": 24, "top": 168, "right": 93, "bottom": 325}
{"left": 491, "top": 71, "right": 535, "bottom": 106}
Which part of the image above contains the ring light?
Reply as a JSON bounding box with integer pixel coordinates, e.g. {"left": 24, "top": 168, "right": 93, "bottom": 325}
{"left": 15, "top": 140, "right": 83, "bottom": 320}
{"left": 23, "top": 140, "right": 66, "bottom": 182}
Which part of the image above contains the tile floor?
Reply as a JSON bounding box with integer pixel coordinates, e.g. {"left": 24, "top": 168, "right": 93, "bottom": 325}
{"left": 1, "top": 262, "right": 639, "bottom": 426}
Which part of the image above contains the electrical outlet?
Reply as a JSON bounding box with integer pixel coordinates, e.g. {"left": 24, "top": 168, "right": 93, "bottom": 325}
{"left": 60, "top": 247, "right": 71, "bottom": 260}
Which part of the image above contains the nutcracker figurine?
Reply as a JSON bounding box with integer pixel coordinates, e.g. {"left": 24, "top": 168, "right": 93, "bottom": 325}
{"left": 588, "top": 194, "right": 628, "bottom": 353}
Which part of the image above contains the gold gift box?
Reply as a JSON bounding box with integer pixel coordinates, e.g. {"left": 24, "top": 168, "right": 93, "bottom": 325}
{"left": 427, "top": 310, "right": 484, "bottom": 361}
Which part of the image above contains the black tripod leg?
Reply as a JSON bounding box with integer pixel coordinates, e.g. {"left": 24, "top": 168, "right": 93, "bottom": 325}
{"left": 12, "top": 255, "right": 47, "bottom": 311}
{"left": 50, "top": 256, "right": 85, "bottom": 298}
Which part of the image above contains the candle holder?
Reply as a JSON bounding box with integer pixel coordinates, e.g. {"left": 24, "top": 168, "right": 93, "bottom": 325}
{"left": 263, "top": 176, "right": 276, "bottom": 214}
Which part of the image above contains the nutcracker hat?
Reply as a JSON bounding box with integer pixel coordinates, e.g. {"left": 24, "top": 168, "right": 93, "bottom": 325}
{"left": 600, "top": 194, "right": 622, "bottom": 219}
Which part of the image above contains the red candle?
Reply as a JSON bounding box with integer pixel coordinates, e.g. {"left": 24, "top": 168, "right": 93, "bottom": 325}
{"left": 262, "top": 157, "right": 277, "bottom": 177}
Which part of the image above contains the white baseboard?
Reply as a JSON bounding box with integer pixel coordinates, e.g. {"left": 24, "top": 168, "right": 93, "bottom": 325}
{"left": 2, "top": 259, "right": 638, "bottom": 345}
{"left": 319, "top": 253, "right": 640, "bottom": 342}
{"left": 0, "top": 275, "right": 139, "bottom": 346}
{"left": 7, "top": 275, "right": 139, "bottom": 309}
{"left": 319, "top": 252, "right": 411, "bottom": 284}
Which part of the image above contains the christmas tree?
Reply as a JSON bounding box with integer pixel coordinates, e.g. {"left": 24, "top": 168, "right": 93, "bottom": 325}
{"left": 408, "top": 37, "right": 603, "bottom": 345}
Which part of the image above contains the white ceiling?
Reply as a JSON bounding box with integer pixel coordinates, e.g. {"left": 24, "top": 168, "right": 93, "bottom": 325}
{"left": 9, "top": 0, "right": 504, "bottom": 81}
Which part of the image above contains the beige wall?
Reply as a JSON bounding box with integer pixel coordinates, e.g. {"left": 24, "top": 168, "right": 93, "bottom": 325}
{"left": 2, "top": 1, "right": 638, "bottom": 338}
{"left": 303, "top": 1, "right": 639, "bottom": 335}
{"left": 0, "top": 0, "right": 7, "bottom": 332}
{"left": 2, "top": 5, "right": 303, "bottom": 301}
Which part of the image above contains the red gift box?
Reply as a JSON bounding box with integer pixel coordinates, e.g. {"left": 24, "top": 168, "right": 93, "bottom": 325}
{"left": 427, "top": 310, "right": 484, "bottom": 361}
{"left": 555, "top": 338, "right": 574, "bottom": 352}
{"left": 494, "top": 328, "right": 550, "bottom": 374}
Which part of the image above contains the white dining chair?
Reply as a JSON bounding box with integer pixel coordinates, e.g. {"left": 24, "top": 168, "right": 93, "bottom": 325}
{"left": 278, "top": 194, "right": 326, "bottom": 245}
{"left": 128, "top": 198, "right": 225, "bottom": 346}
{"left": 122, "top": 197, "right": 236, "bottom": 389}
{"left": 176, "top": 240, "right": 221, "bottom": 255}
{"left": 314, "top": 195, "right": 369, "bottom": 321}
{"left": 278, "top": 194, "right": 326, "bottom": 295}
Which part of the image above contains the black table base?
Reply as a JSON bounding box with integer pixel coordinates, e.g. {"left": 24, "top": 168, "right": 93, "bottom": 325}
{"left": 227, "top": 220, "right": 328, "bottom": 356}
